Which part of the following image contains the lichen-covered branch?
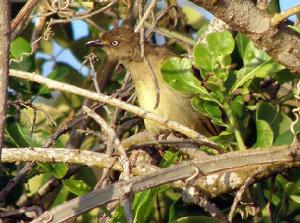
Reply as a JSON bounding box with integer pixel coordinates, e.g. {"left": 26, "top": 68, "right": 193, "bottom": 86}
{"left": 28, "top": 144, "right": 300, "bottom": 223}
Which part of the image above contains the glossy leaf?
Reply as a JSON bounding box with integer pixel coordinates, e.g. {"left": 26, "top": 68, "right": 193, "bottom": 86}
{"left": 110, "top": 205, "right": 126, "bottom": 223}
{"left": 133, "top": 188, "right": 159, "bottom": 223}
{"left": 39, "top": 163, "right": 68, "bottom": 179}
{"left": 192, "top": 97, "right": 223, "bottom": 125}
{"left": 174, "top": 216, "right": 219, "bottom": 223}
{"left": 254, "top": 120, "right": 273, "bottom": 148}
{"left": 207, "top": 31, "right": 235, "bottom": 56}
{"left": 5, "top": 123, "right": 42, "bottom": 147}
{"left": 268, "top": 0, "right": 280, "bottom": 14}
{"left": 232, "top": 58, "right": 284, "bottom": 92}
{"left": 236, "top": 33, "right": 256, "bottom": 65}
{"left": 10, "top": 37, "right": 31, "bottom": 59}
{"left": 210, "top": 130, "right": 234, "bottom": 146}
{"left": 290, "top": 195, "right": 300, "bottom": 204}
{"left": 62, "top": 179, "right": 91, "bottom": 196}
{"left": 161, "top": 57, "right": 217, "bottom": 102}
{"left": 285, "top": 182, "right": 297, "bottom": 195}
{"left": 273, "top": 121, "right": 300, "bottom": 146}
{"left": 273, "top": 69, "right": 296, "bottom": 84}
{"left": 193, "top": 44, "right": 216, "bottom": 71}
{"left": 231, "top": 96, "right": 246, "bottom": 120}
{"left": 256, "top": 102, "right": 290, "bottom": 136}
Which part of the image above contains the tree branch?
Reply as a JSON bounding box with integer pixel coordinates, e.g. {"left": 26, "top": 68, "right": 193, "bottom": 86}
{"left": 1, "top": 145, "right": 300, "bottom": 196}
{"left": 2, "top": 148, "right": 120, "bottom": 170}
{"left": 27, "top": 144, "right": 300, "bottom": 223}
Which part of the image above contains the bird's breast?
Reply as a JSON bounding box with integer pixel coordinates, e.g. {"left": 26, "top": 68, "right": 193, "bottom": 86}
{"left": 125, "top": 55, "right": 214, "bottom": 136}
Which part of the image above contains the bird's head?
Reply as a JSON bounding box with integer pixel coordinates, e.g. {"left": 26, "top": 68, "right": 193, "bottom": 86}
{"left": 86, "top": 26, "right": 140, "bottom": 61}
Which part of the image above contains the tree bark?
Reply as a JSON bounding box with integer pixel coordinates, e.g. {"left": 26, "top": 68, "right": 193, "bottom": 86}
{"left": 0, "top": 0, "right": 10, "bottom": 160}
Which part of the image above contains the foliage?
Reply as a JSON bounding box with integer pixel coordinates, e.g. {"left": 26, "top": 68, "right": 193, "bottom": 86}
{"left": 3, "top": 0, "right": 300, "bottom": 222}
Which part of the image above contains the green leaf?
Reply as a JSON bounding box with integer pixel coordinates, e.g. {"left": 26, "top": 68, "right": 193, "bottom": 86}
{"left": 193, "top": 44, "right": 216, "bottom": 71}
{"left": 236, "top": 33, "right": 256, "bottom": 66}
{"left": 133, "top": 188, "right": 159, "bottom": 223}
{"left": 197, "top": 23, "right": 208, "bottom": 37}
{"left": 6, "top": 123, "right": 30, "bottom": 147}
{"left": 276, "top": 174, "right": 288, "bottom": 187}
{"left": 273, "top": 69, "right": 297, "bottom": 84}
{"left": 232, "top": 58, "right": 284, "bottom": 92}
{"left": 254, "top": 120, "right": 273, "bottom": 148}
{"left": 62, "top": 179, "right": 91, "bottom": 196}
{"left": 210, "top": 130, "right": 234, "bottom": 146}
{"left": 231, "top": 96, "right": 246, "bottom": 120}
{"left": 161, "top": 151, "right": 179, "bottom": 167}
{"left": 5, "top": 123, "right": 42, "bottom": 147}
{"left": 290, "top": 25, "right": 300, "bottom": 35}
{"left": 256, "top": 102, "right": 300, "bottom": 146}
{"left": 39, "top": 163, "right": 68, "bottom": 179}
{"left": 267, "top": 0, "right": 280, "bottom": 14}
{"left": 50, "top": 185, "right": 70, "bottom": 207}
{"left": 234, "top": 33, "right": 284, "bottom": 91}
{"left": 273, "top": 121, "right": 300, "bottom": 146}
{"left": 38, "top": 66, "right": 70, "bottom": 96}
{"left": 207, "top": 31, "right": 235, "bottom": 56}
{"left": 161, "top": 57, "right": 217, "bottom": 103}
{"left": 111, "top": 205, "right": 126, "bottom": 223}
{"left": 290, "top": 195, "right": 300, "bottom": 204}
{"left": 285, "top": 182, "right": 297, "bottom": 195}
{"left": 192, "top": 97, "right": 224, "bottom": 126}
{"left": 174, "top": 216, "right": 219, "bottom": 223}
{"left": 10, "top": 38, "right": 34, "bottom": 71}
{"left": 10, "top": 37, "right": 31, "bottom": 59}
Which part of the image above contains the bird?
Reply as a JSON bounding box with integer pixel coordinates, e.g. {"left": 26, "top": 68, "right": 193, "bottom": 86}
{"left": 86, "top": 26, "right": 217, "bottom": 137}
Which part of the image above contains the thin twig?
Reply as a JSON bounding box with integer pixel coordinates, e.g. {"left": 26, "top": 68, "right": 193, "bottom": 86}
{"left": 82, "top": 106, "right": 130, "bottom": 179}
{"left": 145, "top": 5, "right": 177, "bottom": 38}
{"left": 144, "top": 21, "right": 196, "bottom": 45}
{"left": 10, "top": 22, "right": 54, "bottom": 64}
{"left": 228, "top": 169, "right": 261, "bottom": 221}
{"left": 83, "top": 106, "right": 132, "bottom": 222}
{"left": 31, "top": 1, "right": 48, "bottom": 52}
{"left": 291, "top": 80, "right": 300, "bottom": 145}
{"left": 271, "top": 4, "right": 300, "bottom": 26}
{"left": 143, "top": 57, "right": 160, "bottom": 109}
{"left": 82, "top": 53, "right": 101, "bottom": 94}
{"left": 134, "top": 0, "right": 157, "bottom": 33}
{"left": 193, "top": 189, "right": 230, "bottom": 223}
{"left": 96, "top": 71, "right": 132, "bottom": 189}
{"left": 137, "top": 0, "right": 160, "bottom": 109}
{"left": 49, "top": 0, "right": 117, "bottom": 25}
{"left": 10, "top": 0, "right": 39, "bottom": 32}
{"left": 0, "top": 206, "right": 43, "bottom": 218}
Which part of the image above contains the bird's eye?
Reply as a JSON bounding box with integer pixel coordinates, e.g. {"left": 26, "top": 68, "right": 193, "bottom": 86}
{"left": 111, "top": 41, "right": 119, "bottom": 46}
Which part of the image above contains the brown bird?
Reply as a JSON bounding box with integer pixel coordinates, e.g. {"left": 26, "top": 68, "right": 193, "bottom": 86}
{"left": 86, "top": 26, "right": 216, "bottom": 136}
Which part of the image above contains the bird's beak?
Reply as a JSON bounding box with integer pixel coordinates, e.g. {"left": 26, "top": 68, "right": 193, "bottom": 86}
{"left": 85, "top": 39, "right": 104, "bottom": 47}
